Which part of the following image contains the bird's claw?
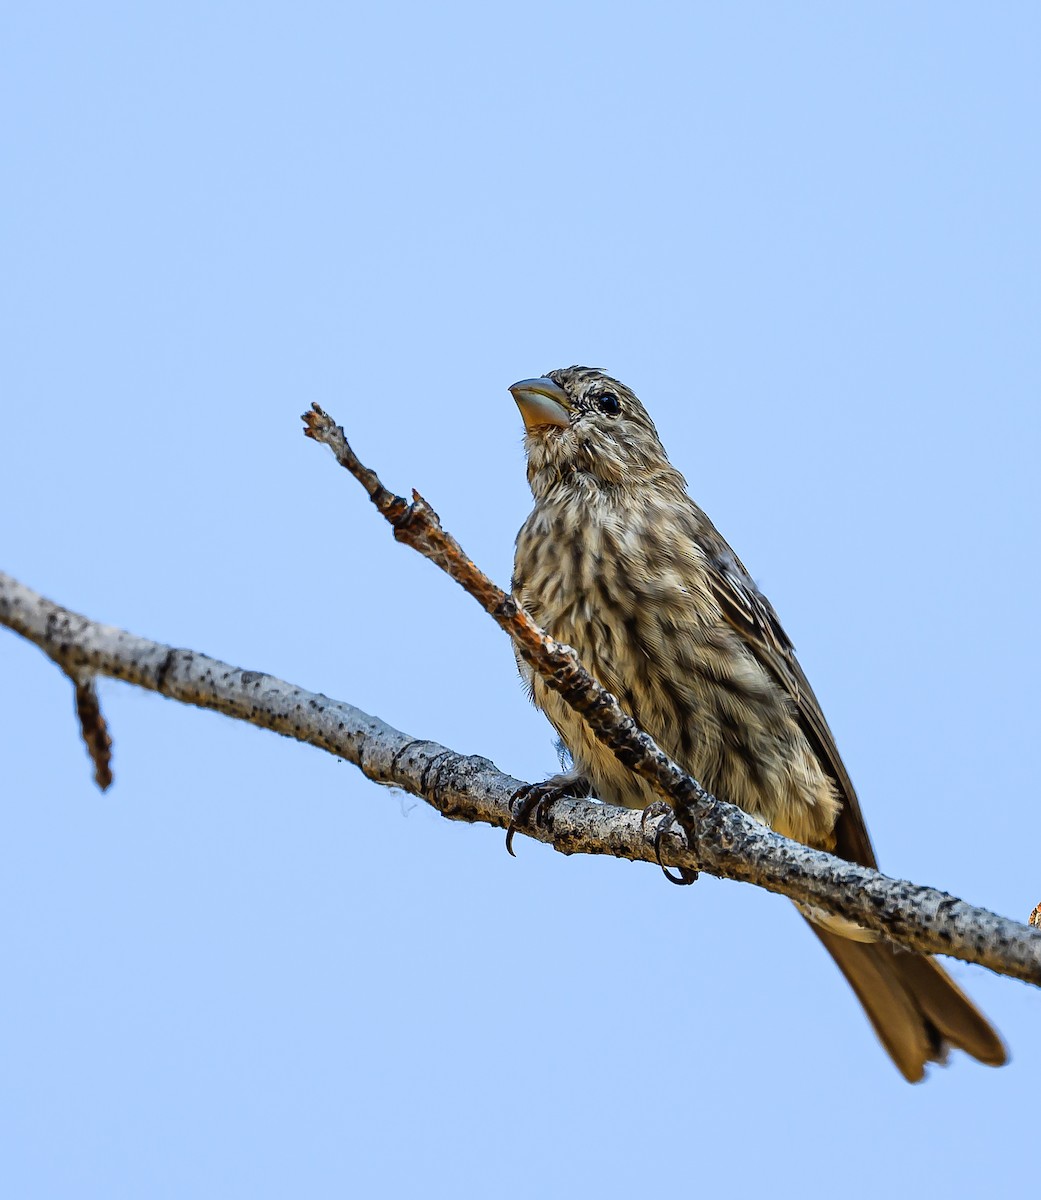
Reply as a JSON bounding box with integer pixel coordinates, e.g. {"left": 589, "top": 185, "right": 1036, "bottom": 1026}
{"left": 639, "top": 799, "right": 673, "bottom": 834}
{"left": 506, "top": 780, "right": 573, "bottom": 857}
{"left": 640, "top": 800, "right": 698, "bottom": 885}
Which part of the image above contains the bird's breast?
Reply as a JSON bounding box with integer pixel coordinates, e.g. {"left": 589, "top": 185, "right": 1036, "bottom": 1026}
{"left": 513, "top": 495, "right": 703, "bottom": 695}
{"left": 512, "top": 491, "right": 841, "bottom": 842}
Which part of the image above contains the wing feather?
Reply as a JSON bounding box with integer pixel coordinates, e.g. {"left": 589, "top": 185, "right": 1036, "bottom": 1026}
{"left": 705, "top": 543, "right": 877, "bottom": 868}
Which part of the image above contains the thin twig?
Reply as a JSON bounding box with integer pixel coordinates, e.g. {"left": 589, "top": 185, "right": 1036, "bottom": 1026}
{"left": 300, "top": 404, "right": 1041, "bottom": 984}
{"left": 301, "top": 404, "right": 715, "bottom": 851}
{"left": 73, "top": 675, "right": 113, "bottom": 790}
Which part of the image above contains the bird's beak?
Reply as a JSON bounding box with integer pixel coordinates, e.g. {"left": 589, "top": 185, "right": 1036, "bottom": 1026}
{"left": 509, "top": 377, "right": 572, "bottom": 432}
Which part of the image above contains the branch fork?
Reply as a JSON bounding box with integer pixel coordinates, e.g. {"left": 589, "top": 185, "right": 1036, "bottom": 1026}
{"left": 0, "top": 403, "right": 1037, "bottom": 988}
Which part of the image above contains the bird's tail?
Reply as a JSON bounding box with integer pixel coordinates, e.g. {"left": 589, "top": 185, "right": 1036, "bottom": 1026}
{"left": 808, "top": 922, "right": 1007, "bottom": 1082}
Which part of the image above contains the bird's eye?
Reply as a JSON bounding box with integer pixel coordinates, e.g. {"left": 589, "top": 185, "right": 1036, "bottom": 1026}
{"left": 595, "top": 392, "right": 621, "bottom": 416}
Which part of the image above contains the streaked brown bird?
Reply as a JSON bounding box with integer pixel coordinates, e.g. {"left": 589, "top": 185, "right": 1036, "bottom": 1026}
{"left": 509, "top": 365, "right": 1006, "bottom": 1082}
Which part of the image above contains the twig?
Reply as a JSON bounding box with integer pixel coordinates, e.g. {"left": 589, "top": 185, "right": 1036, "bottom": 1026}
{"left": 300, "top": 404, "right": 1041, "bottom": 984}
{"left": 300, "top": 404, "right": 715, "bottom": 847}
{"left": 73, "top": 675, "right": 113, "bottom": 790}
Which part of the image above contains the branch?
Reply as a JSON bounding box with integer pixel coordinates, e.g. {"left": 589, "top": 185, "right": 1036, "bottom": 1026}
{"left": 3, "top": 421, "right": 1040, "bottom": 988}
{"left": 297, "top": 404, "right": 1041, "bottom": 985}
{"left": 0, "top": 568, "right": 691, "bottom": 859}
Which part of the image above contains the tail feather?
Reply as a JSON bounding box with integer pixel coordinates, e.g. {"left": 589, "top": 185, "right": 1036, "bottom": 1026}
{"left": 809, "top": 922, "right": 1007, "bottom": 1082}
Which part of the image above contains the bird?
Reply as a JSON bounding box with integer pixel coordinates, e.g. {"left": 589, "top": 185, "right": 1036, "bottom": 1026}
{"left": 508, "top": 365, "right": 1006, "bottom": 1082}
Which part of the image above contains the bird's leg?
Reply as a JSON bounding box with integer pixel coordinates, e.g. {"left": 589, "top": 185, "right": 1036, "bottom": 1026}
{"left": 506, "top": 769, "right": 592, "bottom": 857}
{"left": 639, "top": 800, "right": 698, "bottom": 885}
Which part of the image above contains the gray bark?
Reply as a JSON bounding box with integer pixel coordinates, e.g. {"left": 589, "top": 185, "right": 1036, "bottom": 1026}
{"left": 3, "top": 568, "right": 1039, "bottom": 987}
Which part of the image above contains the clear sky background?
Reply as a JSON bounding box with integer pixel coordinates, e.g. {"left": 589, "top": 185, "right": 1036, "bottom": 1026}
{"left": 2, "top": 4, "right": 1039, "bottom": 1196}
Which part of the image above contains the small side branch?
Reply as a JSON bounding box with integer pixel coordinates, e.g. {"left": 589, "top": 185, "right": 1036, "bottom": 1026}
{"left": 301, "top": 405, "right": 1041, "bottom": 984}
{"left": 301, "top": 404, "right": 716, "bottom": 845}
{"left": 73, "top": 676, "right": 113, "bottom": 791}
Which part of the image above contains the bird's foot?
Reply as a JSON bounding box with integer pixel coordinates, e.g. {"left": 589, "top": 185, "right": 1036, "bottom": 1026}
{"left": 639, "top": 799, "right": 673, "bottom": 835}
{"left": 640, "top": 800, "right": 698, "bottom": 886}
{"left": 506, "top": 776, "right": 587, "bottom": 857}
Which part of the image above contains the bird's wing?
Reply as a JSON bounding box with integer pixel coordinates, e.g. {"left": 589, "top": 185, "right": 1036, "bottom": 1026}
{"left": 705, "top": 542, "right": 878, "bottom": 869}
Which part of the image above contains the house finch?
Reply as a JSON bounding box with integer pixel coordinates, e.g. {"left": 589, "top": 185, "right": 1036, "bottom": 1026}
{"left": 509, "top": 366, "right": 1006, "bottom": 1081}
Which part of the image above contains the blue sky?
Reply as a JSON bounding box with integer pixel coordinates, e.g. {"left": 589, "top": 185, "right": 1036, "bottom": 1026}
{"left": 2, "top": 3, "right": 1039, "bottom": 1196}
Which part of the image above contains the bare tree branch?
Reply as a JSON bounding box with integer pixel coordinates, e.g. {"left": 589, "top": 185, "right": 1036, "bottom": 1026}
{"left": 2, "top": 411, "right": 1039, "bottom": 987}
{"left": 299, "top": 406, "right": 1041, "bottom": 982}
{"left": 0, "top": 568, "right": 685, "bottom": 859}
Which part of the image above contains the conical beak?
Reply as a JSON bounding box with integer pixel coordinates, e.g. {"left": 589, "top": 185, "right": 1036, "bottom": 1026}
{"left": 509, "top": 377, "right": 572, "bottom": 432}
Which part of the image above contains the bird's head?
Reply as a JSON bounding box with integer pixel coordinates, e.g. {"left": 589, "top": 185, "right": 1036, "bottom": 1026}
{"left": 510, "top": 366, "right": 678, "bottom": 498}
